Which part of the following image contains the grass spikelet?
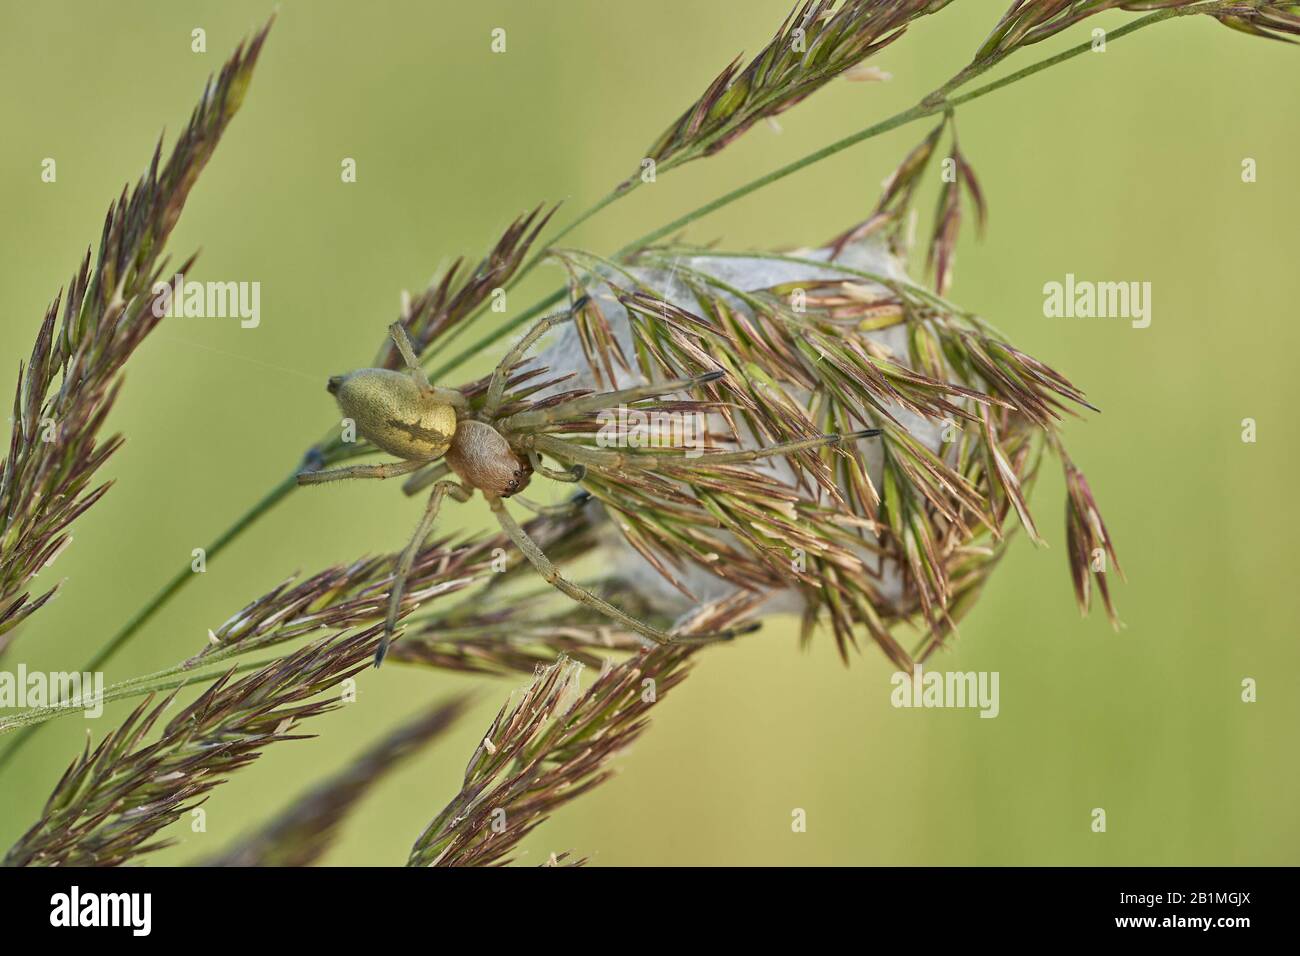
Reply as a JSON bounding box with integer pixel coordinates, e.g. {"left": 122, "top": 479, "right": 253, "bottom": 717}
{"left": 1059, "top": 446, "right": 1125, "bottom": 628}
{"left": 408, "top": 596, "right": 758, "bottom": 867}
{"left": 4, "top": 625, "right": 378, "bottom": 867}
{"left": 377, "top": 204, "right": 559, "bottom": 367}
{"left": 0, "top": 18, "right": 273, "bottom": 651}
{"left": 640, "top": 0, "right": 948, "bottom": 176}
{"left": 971, "top": 1, "right": 1296, "bottom": 68}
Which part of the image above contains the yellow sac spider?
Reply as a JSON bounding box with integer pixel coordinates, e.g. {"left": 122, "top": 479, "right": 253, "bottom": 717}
{"left": 298, "top": 296, "right": 881, "bottom": 666}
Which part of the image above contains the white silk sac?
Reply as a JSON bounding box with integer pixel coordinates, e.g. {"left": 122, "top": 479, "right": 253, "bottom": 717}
{"left": 528, "top": 236, "right": 947, "bottom": 621}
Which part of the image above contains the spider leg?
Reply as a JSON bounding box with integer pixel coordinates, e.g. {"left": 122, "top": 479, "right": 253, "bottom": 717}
{"left": 296, "top": 458, "right": 426, "bottom": 485}
{"left": 524, "top": 428, "right": 880, "bottom": 473}
{"left": 378, "top": 478, "right": 473, "bottom": 667}
{"left": 522, "top": 434, "right": 630, "bottom": 470}
{"left": 388, "top": 321, "right": 428, "bottom": 382}
{"left": 388, "top": 321, "right": 467, "bottom": 409}
{"left": 401, "top": 460, "right": 452, "bottom": 496}
{"left": 676, "top": 428, "right": 882, "bottom": 465}
{"left": 487, "top": 495, "right": 746, "bottom": 647}
{"left": 500, "top": 370, "right": 724, "bottom": 431}
{"left": 482, "top": 295, "right": 589, "bottom": 419}
{"left": 509, "top": 490, "right": 593, "bottom": 518}
{"left": 426, "top": 385, "right": 470, "bottom": 409}
{"left": 527, "top": 450, "right": 585, "bottom": 483}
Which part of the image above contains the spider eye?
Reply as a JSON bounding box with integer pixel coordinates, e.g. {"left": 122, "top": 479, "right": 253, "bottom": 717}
{"left": 326, "top": 375, "right": 344, "bottom": 395}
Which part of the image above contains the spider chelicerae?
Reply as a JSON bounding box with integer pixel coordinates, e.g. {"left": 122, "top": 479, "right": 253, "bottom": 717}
{"left": 298, "top": 296, "right": 880, "bottom": 665}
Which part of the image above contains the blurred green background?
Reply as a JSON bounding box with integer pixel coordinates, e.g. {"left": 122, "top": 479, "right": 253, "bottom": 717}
{"left": 1, "top": 0, "right": 1296, "bottom": 866}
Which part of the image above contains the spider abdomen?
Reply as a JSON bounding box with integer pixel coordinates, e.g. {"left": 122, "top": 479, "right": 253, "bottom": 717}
{"left": 446, "top": 420, "right": 531, "bottom": 497}
{"left": 328, "top": 369, "right": 456, "bottom": 461}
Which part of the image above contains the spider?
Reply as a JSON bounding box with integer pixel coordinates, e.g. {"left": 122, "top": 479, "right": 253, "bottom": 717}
{"left": 298, "top": 296, "right": 881, "bottom": 666}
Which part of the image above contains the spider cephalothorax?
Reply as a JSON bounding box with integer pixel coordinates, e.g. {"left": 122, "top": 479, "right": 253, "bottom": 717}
{"left": 443, "top": 420, "right": 532, "bottom": 498}
{"left": 299, "top": 297, "right": 879, "bottom": 666}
